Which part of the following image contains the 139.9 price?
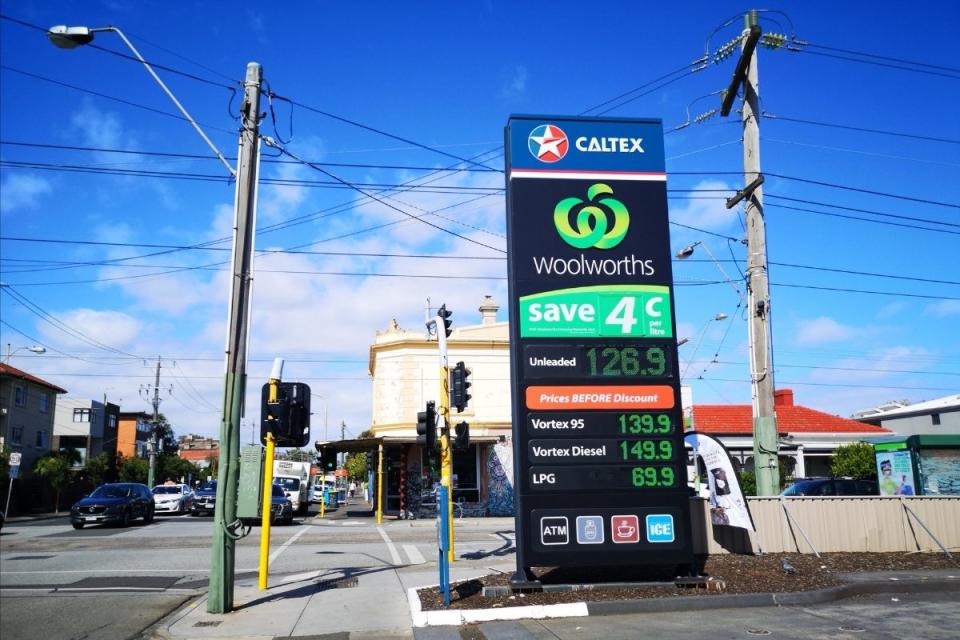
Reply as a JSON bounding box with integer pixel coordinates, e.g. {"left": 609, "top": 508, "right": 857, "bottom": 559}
{"left": 631, "top": 466, "right": 676, "bottom": 488}
{"left": 619, "top": 413, "right": 672, "bottom": 434}
{"left": 619, "top": 439, "right": 673, "bottom": 461}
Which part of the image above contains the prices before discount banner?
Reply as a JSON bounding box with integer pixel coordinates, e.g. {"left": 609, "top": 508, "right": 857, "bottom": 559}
{"left": 505, "top": 114, "right": 693, "bottom": 570}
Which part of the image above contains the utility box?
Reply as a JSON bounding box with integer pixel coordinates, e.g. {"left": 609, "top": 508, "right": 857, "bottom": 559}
{"left": 237, "top": 445, "right": 265, "bottom": 519}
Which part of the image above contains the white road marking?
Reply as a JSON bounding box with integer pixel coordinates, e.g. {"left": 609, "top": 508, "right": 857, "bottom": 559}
{"left": 268, "top": 524, "right": 310, "bottom": 564}
{"left": 376, "top": 525, "right": 403, "bottom": 565}
{"left": 403, "top": 544, "right": 426, "bottom": 565}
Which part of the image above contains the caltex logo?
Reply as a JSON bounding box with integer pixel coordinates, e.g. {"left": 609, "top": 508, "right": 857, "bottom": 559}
{"left": 528, "top": 124, "right": 569, "bottom": 163}
{"left": 554, "top": 183, "right": 629, "bottom": 249}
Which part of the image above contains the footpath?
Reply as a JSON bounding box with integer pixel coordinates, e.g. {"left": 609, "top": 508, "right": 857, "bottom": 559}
{"left": 145, "top": 543, "right": 959, "bottom": 640}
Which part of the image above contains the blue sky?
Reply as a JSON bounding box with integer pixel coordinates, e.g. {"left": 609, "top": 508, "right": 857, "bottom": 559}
{"left": 1, "top": 1, "right": 958, "bottom": 442}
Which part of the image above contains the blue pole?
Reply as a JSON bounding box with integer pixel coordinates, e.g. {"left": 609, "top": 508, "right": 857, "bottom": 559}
{"left": 438, "top": 485, "right": 450, "bottom": 606}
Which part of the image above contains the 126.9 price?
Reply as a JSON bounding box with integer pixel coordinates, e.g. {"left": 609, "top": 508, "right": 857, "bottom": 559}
{"left": 631, "top": 466, "right": 676, "bottom": 488}
{"left": 619, "top": 413, "right": 672, "bottom": 434}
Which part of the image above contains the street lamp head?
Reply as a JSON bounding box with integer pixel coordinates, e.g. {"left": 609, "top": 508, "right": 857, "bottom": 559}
{"left": 28, "top": 345, "right": 46, "bottom": 354}
{"left": 677, "top": 337, "right": 690, "bottom": 346}
{"left": 47, "top": 25, "right": 96, "bottom": 48}
{"left": 713, "top": 313, "right": 729, "bottom": 321}
{"left": 675, "top": 241, "right": 702, "bottom": 260}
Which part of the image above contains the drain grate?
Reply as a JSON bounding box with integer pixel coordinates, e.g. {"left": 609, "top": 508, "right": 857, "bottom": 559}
{"left": 316, "top": 577, "right": 358, "bottom": 591}
{"left": 193, "top": 621, "right": 222, "bottom": 628}
{"left": 9, "top": 555, "right": 55, "bottom": 560}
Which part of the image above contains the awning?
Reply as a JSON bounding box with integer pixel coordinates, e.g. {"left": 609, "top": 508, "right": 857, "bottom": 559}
{"left": 315, "top": 435, "right": 503, "bottom": 453}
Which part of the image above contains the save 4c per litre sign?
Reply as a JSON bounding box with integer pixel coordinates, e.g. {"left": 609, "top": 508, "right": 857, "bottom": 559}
{"left": 505, "top": 115, "right": 692, "bottom": 573}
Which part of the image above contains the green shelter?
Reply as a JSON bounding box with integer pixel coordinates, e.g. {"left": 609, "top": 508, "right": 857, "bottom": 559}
{"left": 865, "top": 435, "right": 960, "bottom": 496}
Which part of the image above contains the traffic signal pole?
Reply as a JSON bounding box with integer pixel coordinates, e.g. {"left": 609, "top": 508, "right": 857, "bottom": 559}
{"left": 208, "top": 62, "right": 263, "bottom": 614}
{"left": 435, "top": 315, "right": 455, "bottom": 561}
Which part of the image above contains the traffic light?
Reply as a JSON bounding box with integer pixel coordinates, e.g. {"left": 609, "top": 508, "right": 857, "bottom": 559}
{"left": 416, "top": 400, "right": 437, "bottom": 450}
{"left": 437, "top": 304, "right": 453, "bottom": 338}
{"left": 260, "top": 381, "right": 311, "bottom": 447}
{"left": 450, "top": 361, "right": 472, "bottom": 412}
{"left": 318, "top": 448, "right": 337, "bottom": 472}
{"left": 453, "top": 421, "right": 469, "bottom": 450}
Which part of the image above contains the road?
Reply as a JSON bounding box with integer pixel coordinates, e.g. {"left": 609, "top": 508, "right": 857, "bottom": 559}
{"left": 0, "top": 501, "right": 516, "bottom": 640}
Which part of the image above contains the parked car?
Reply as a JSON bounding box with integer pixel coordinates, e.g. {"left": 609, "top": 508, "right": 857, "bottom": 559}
{"left": 152, "top": 484, "right": 194, "bottom": 514}
{"left": 240, "top": 485, "right": 294, "bottom": 526}
{"left": 782, "top": 478, "right": 878, "bottom": 497}
{"left": 191, "top": 480, "right": 217, "bottom": 516}
{"left": 70, "top": 483, "right": 155, "bottom": 529}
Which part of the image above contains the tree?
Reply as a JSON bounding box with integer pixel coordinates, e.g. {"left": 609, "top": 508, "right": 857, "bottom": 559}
{"left": 34, "top": 449, "right": 80, "bottom": 513}
{"left": 85, "top": 452, "right": 111, "bottom": 487}
{"left": 153, "top": 413, "right": 179, "bottom": 455}
{"left": 830, "top": 443, "right": 877, "bottom": 480}
{"left": 344, "top": 451, "right": 367, "bottom": 482}
{"left": 117, "top": 454, "right": 149, "bottom": 484}
{"left": 158, "top": 455, "right": 201, "bottom": 484}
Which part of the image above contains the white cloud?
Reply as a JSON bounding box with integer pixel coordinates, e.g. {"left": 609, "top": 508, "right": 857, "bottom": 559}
{"left": 501, "top": 65, "right": 528, "bottom": 99}
{"left": 927, "top": 300, "right": 960, "bottom": 317}
{"left": 37, "top": 308, "right": 143, "bottom": 351}
{"left": 0, "top": 174, "right": 52, "bottom": 213}
{"left": 795, "top": 316, "right": 859, "bottom": 346}
{"left": 669, "top": 180, "right": 738, "bottom": 232}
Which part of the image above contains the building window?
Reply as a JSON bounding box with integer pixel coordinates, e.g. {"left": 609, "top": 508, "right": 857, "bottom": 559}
{"left": 35, "top": 430, "right": 49, "bottom": 449}
{"left": 932, "top": 413, "right": 941, "bottom": 426}
{"left": 39, "top": 393, "right": 49, "bottom": 413}
{"left": 73, "top": 408, "right": 92, "bottom": 423}
{"left": 14, "top": 385, "right": 25, "bottom": 407}
{"left": 11, "top": 426, "right": 24, "bottom": 444}
{"left": 108, "top": 414, "right": 117, "bottom": 429}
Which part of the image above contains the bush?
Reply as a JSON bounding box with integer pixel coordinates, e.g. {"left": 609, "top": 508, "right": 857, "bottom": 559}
{"left": 830, "top": 442, "right": 877, "bottom": 480}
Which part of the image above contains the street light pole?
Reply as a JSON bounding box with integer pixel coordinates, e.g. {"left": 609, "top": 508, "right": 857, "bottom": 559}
{"left": 46, "top": 23, "right": 262, "bottom": 613}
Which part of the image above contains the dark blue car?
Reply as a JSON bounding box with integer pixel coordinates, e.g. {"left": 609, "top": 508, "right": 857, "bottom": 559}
{"left": 191, "top": 480, "right": 217, "bottom": 516}
{"left": 70, "top": 483, "right": 155, "bottom": 529}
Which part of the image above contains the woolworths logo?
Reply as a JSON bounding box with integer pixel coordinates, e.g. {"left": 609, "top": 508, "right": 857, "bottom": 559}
{"left": 554, "top": 183, "right": 629, "bottom": 250}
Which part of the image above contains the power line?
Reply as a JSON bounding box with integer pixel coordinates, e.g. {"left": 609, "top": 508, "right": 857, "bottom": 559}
{"left": 0, "top": 13, "right": 237, "bottom": 90}
{"left": 766, "top": 173, "right": 960, "bottom": 209}
{"left": 0, "top": 65, "right": 237, "bottom": 136}
{"left": 1, "top": 286, "right": 143, "bottom": 358}
{"left": 699, "top": 377, "right": 957, "bottom": 392}
{"left": 803, "top": 40, "right": 960, "bottom": 74}
{"left": 796, "top": 47, "right": 960, "bottom": 81}
{"left": 764, "top": 137, "right": 960, "bottom": 168}
{"left": 0, "top": 319, "right": 115, "bottom": 365}
{"left": 0, "top": 140, "right": 503, "bottom": 172}
{"left": 714, "top": 360, "right": 960, "bottom": 377}
{"left": 772, "top": 282, "right": 960, "bottom": 301}
{"left": 764, "top": 113, "right": 960, "bottom": 145}
{"left": 765, "top": 196, "right": 960, "bottom": 236}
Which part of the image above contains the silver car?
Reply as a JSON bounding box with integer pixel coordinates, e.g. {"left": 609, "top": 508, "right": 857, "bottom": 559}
{"left": 152, "top": 484, "right": 194, "bottom": 514}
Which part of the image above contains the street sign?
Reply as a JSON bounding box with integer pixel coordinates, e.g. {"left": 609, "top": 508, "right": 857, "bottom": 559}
{"left": 505, "top": 115, "right": 693, "bottom": 573}
{"left": 9, "top": 452, "right": 21, "bottom": 467}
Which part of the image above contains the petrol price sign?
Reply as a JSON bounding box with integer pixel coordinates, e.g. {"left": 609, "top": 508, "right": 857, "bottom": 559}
{"left": 505, "top": 115, "right": 692, "bottom": 576}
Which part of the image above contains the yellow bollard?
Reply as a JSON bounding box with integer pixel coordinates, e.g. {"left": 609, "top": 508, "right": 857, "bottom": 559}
{"left": 258, "top": 431, "right": 276, "bottom": 590}
{"left": 376, "top": 442, "right": 384, "bottom": 524}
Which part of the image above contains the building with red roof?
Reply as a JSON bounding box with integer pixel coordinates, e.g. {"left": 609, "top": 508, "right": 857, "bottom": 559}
{"left": 0, "top": 363, "right": 67, "bottom": 476}
{"left": 690, "top": 389, "right": 890, "bottom": 478}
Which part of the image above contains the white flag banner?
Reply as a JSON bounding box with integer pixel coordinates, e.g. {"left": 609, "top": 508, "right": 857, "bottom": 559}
{"left": 685, "top": 431, "right": 754, "bottom": 531}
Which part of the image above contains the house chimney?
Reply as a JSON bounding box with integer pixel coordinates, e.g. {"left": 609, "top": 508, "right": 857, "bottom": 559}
{"left": 479, "top": 295, "right": 499, "bottom": 325}
{"left": 774, "top": 389, "right": 794, "bottom": 407}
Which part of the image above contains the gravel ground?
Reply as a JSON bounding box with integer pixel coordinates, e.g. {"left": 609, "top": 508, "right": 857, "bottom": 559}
{"left": 418, "top": 552, "right": 958, "bottom": 610}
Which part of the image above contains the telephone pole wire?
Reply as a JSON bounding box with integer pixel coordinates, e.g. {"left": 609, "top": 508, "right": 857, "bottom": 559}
{"left": 207, "top": 61, "right": 263, "bottom": 614}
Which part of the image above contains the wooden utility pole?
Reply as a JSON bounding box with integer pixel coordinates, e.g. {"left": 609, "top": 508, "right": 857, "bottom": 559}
{"left": 739, "top": 10, "right": 780, "bottom": 496}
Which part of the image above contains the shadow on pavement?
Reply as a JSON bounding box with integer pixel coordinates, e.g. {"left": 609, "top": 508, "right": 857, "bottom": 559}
{"left": 235, "top": 565, "right": 396, "bottom": 610}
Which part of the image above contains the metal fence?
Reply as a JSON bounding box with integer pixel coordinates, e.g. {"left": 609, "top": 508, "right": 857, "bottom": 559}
{"left": 690, "top": 496, "right": 960, "bottom": 555}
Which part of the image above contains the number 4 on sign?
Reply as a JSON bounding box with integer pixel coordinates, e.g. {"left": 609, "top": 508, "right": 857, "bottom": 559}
{"left": 605, "top": 297, "right": 639, "bottom": 334}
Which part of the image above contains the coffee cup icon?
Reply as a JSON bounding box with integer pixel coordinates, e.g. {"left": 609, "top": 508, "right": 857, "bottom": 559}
{"left": 617, "top": 524, "right": 635, "bottom": 538}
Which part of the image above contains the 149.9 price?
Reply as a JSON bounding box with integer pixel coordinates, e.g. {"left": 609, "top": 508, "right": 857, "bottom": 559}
{"left": 619, "top": 439, "right": 673, "bottom": 461}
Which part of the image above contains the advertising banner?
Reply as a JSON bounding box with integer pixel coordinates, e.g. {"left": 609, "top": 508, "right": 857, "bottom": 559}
{"left": 684, "top": 431, "right": 753, "bottom": 531}
{"left": 505, "top": 115, "right": 692, "bottom": 572}
{"left": 877, "top": 450, "right": 916, "bottom": 496}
